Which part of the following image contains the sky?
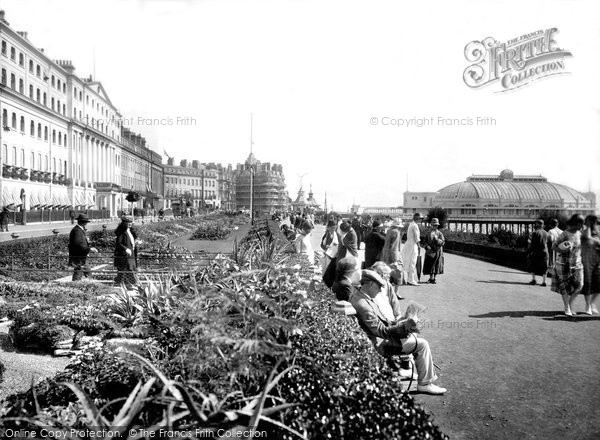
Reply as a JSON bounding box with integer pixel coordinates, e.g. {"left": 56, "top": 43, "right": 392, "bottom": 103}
{"left": 2, "top": 0, "right": 599, "bottom": 211}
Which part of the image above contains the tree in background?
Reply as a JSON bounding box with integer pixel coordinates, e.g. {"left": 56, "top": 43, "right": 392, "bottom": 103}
{"left": 126, "top": 190, "right": 141, "bottom": 215}
{"left": 426, "top": 206, "right": 448, "bottom": 228}
{"left": 538, "top": 209, "right": 569, "bottom": 230}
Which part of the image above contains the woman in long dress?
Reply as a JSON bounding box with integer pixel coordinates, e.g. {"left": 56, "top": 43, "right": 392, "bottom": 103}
{"left": 423, "top": 218, "right": 445, "bottom": 284}
{"left": 551, "top": 214, "right": 585, "bottom": 316}
{"left": 114, "top": 215, "right": 140, "bottom": 289}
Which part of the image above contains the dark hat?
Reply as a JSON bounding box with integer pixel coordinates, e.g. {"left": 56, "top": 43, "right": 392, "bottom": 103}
{"left": 361, "top": 269, "right": 385, "bottom": 287}
{"left": 327, "top": 219, "right": 336, "bottom": 228}
{"left": 76, "top": 213, "right": 90, "bottom": 223}
{"left": 534, "top": 219, "right": 544, "bottom": 226}
{"left": 121, "top": 215, "right": 134, "bottom": 223}
{"left": 340, "top": 221, "right": 351, "bottom": 232}
{"left": 372, "top": 220, "right": 381, "bottom": 228}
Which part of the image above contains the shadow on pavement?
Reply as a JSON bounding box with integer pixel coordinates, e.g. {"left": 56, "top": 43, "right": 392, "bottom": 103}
{"left": 488, "top": 269, "right": 526, "bottom": 275}
{"left": 543, "top": 315, "right": 600, "bottom": 322}
{"left": 470, "top": 311, "right": 559, "bottom": 318}
{"left": 476, "top": 280, "right": 533, "bottom": 285}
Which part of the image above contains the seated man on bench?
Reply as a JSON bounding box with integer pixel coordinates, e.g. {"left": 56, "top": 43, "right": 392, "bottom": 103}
{"left": 350, "top": 269, "right": 447, "bottom": 395}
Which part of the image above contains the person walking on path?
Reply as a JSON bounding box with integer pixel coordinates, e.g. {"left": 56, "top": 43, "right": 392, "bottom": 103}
{"left": 423, "top": 218, "right": 445, "bottom": 284}
{"left": 547, "top": 218, "right": 562, "bottom": 276}
{"left": 402, "top": 213, "right": 423, "bottom": 286}
{"left": 527, "top": 219, "right": 549, "bottom": 286}
{"left": 0, "top": 207, "right": 10, "bottom": 232}
{"left": 320, "top": 219, "right": 339, "bottom": 273}
{"left": 551, "top": 214, "right": 585, "bottom": 316}
{"left": 581, "top": 215, "right": 600, "bottom": 315}
{"left": 364, "top": 220, "right": 386, "bottom": 269}
{"left": 68, "top": 214, "right": 98, "bottom": 281}
{"left": 114, "top": 215, "right": 141, "bottom": 289}
{"left": 69, "top": 208, "right": 76, "bottom": 225}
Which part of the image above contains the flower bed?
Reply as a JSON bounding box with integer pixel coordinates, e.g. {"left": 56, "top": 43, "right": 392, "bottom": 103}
{"left": 0, "top": 214, "right": 242, "bottom": 282}
{"left": 189, "top": 218, "right": 235, "bottom": 240}
{"left": 0, "top": 220, "right": 446, "bottom": 439}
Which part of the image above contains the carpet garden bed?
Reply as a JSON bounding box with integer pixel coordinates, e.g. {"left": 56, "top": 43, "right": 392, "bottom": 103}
{"left": 0, "top": 213, "right": 246, "bottom": 282}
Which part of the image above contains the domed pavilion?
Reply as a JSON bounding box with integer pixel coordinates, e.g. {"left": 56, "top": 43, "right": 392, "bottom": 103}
{"left": 433, "top": 170, "right": 596, "bottom": 233}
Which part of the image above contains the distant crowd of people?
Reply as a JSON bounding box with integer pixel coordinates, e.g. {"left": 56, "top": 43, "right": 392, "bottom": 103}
{"left": 281, "top": 210, "right": 447, "bottom": 395}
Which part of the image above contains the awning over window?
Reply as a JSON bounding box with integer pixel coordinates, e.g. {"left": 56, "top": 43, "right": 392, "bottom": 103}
{"left": 87, "top": 192, "right": 95, "bottom": 208}
{"left": 1, "top": 191, "right": 13, "bottom": 208}
{"left": 29, "top": 192, "right": 40, "bottom": 208}
{"left": 61, "top": 194, "right": 71, "bottom": 208}
{"left": 39, "top": 191, "right": 51, "bottom": 208}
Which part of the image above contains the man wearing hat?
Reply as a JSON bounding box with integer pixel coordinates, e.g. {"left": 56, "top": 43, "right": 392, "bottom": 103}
{"left": 527, "top": 218, "right": 549, "bottom": 286}
{"left": 68, "top": 214, "right": 98, "bottom": 281}
{"left": 350, "top": 269, "right": 446, "bottom": 395}
{"left": 402, "top": 213, "right": 423, "bottom": 286}
{"left": 364, "top": 220, "right": 386, "bottom": 268}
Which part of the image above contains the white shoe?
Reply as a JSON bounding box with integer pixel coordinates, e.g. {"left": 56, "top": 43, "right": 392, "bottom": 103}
{"left": 417, "top": 383, "right": 447, "bottom": 395}
{"left": 399, "top": 369, "right": 418, "bottom": 381}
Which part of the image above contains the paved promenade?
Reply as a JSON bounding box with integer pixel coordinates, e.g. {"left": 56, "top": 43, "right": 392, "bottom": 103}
{"left": 310, "top": 224, "right": 600, "bottom": 440}
{"left": 0, "top": 218, "right": 121, "bottom": 242}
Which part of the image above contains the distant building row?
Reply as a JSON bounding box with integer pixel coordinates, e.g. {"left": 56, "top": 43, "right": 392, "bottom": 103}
{"left": 0, "top": 11, "right": 289, "bottom": 219}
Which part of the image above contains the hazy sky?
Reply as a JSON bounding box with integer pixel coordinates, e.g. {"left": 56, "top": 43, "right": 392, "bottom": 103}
{"left": 3, "top": 0, "right": 599, "bottom": 211}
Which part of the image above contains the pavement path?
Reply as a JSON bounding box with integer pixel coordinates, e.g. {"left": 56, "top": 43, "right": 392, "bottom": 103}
{"left": 311, "top": 223, "right": 600, "bottom": 440}
{"left": 0, "top": 218, "right": 120, "bottom": 242}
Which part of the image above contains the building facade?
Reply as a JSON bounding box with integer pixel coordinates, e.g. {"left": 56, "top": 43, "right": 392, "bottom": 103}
{"left": 235, "top": 154, "right": 288, "bottom": 216}
{"left": 163, "top": 159, "right": 235, "bottom": 211}
{"left": 403, "top": 191, "right": 438, "bottom": 215}
{"left": 0, "top": 11, "right": 162, "bottom": 220}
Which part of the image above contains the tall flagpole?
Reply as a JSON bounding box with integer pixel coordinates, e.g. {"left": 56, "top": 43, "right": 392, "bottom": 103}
{"left": 249, "top": 113, "right": 254, "bottom": 224}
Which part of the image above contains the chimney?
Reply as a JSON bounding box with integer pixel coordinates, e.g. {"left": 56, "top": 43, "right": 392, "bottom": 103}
{"left": 17, "top": 32, "right": 29, "bottom": 41}
{"left": 180, "top": 159, "right": 188, "bottom": 168}
{"left": 0, "top": 11, "right": 9, "bottom": 26}
{"left": 192, "top": 160, "right": 199, "bottom": 169}
{"left": 167, "top": 157, "right": 174, "bottom": 166}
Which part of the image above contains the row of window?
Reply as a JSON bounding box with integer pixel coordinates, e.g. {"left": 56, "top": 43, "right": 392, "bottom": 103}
{"left": 2, "top": 109, "right": 67, "bottom": 146}
{"left": 165, "top": 188, "right": 217, "bottom": 198}
{"left": 1, "top": 68, "right": 68, "bottom": 116}
{"left": 2, "top": 143, "right": 67, "bottom": 174}
{"left": 166, "top": 177, "right": 217, "bottom": 186}
{"left": 1, "top": 40, "right": 67, "bottom": 93}
{"left": 1, "top": 61, "right": 114, "bottom": 124}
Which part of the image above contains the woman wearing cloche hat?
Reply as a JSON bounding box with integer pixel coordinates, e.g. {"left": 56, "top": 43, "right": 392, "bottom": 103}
{"left": 114, "top": 215, "right": 141, "bottom": 289}
{"left": 423, "top": 218, "right": 445, "bottom": 284}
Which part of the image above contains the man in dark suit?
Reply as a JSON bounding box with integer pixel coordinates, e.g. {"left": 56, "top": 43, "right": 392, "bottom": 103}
{"left": 364, "top": 220, "right": 386, "bottom": 268}
{"left": 68, "top": 214, "right": 97, "bottom": 281}
{"left": 351, "top": 215, "right": 363, "bottom": 249}
{"left": 350, "top": 270, "right": 447, "bottom": 395}
{"left": 337, "top": 221, "right": 358, "bottom": 259}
